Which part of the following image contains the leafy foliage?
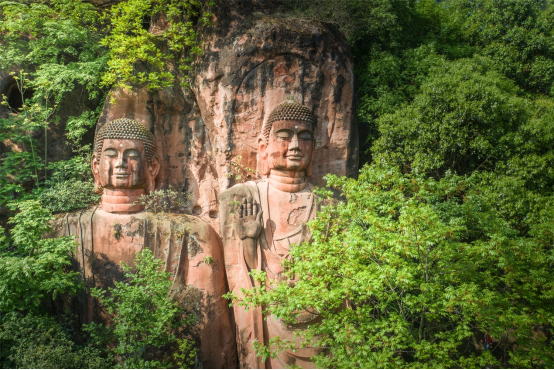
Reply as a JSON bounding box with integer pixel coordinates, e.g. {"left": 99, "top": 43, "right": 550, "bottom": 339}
{"left": 90, "top": 248, "right": 195, "bottom": 368}
{"left": 225, "top": 155, "right": 259, "bottom": 183}
{"left": 0, "top": 0, "right": 107, "bottom": 101}
{"left": 0, "top": 0, "right": 215, "bottom": 213}
{"left": 288, "top": 0, "right": 398, "bottom": 44}
{"left": 39, "top": 180, "right": 100, "bottom": 213}
{"left": 133, "top": 186, "right": 191, "bottom": 216}
{"left": 174, "top": 338, "right": 199, "bottom": 368}
{"left": 0, "top": 1, "right": 212, "bottom": 368}
{"left": 296, "top": 0, "right": 554, "bottom": 164}
{"left": 243, "top": 2, "right": 554, "bottom": 367}
{"left": 0, "top": 0, "right": 107, "bottom": 147}
{"left": 1, "top": 0, "right": 553, "bottom": 368}
{"left": 101, "top": 0, "right": 214, "bottom": 90}
{"left": 0, "top": 201, "right": 81, "bottom": 313}
{"left": 0, "top": 312, "right": 114, "bottom": 369}
{"left": 453, "top": 0, "right": 554, "bottom": 95}
{"left": 233, "top": 165, "right": 554, "bottom": 368}
{"left": 0, "top": 0, "right": 105, "bottom": 209}
{"left": 373, "top": 55, "right": 531, "bottom": 177}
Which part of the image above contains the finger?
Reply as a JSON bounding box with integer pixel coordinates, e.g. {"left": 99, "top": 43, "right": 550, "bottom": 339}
{"left": 246, "top": 197, "right": 252, "bottom": 216}
{"left": 256, "top": 210, "right": 263, "bottom": 224}
{"left": 253, "top": 201, "right": 258, "bottom": 215}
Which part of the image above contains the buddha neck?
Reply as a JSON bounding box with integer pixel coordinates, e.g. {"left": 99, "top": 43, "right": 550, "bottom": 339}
{"left": 268, "top": 169, "right": 307, "bottom": 192}
{"left": 101, "top": 188, "right": 145, "bottom": 213}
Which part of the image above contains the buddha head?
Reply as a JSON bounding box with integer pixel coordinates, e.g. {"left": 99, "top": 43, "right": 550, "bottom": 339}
{"left": 92, "top": 118, "right": 159, "bottom": 198}
{"left": 257, "top": 102, "right": 316, "bottom": 177}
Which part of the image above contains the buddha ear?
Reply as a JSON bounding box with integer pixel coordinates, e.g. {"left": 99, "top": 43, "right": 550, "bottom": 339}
{"left": 91, "top": 153, "right": 103, "bottom": 194}
{"left": 306, "top": 139, "right": 315, "bottom": 177}
{"left": 257, "top": 136, "right": 270, "bottom": 176}
{"left": 146, "top": 154, "right": 160, "bottom": 194}
{"left": 307, "top": 159, "right": 313, "bottom": 177}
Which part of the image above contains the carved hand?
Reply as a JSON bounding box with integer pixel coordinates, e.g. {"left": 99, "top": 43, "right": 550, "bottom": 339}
{"left": 236, "top": 197, "right": 263, "bottom": 272}
{"left": 235, "top": 197, "right": 263, "bottom": 240}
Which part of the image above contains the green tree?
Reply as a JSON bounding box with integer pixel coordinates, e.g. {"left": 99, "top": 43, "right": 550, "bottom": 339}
{"left": 0, "top": 0, "right": 107, "bottom": 144}
{"left": 0, "top": 198, "right": 107, "bottom": 369}
{"left": 0, "top": 312, "right": 114, "bottom": 369}
{"left": 90, "top": 248, "right": 195, "bottom": 368}
{"left": 0, "top": 0, "right": 106, "bottom": 210}
{"left": 0, "top": 200, "right": 81, "bottom": 313}
{"left": 101, "top": 0, "right": 214, "bottom": 90}
{"left": 231, "top": 165, "right": 554, "bottom": 368}
{"left": 371, "top": 52, "right": 554, "bottom": 239}
{"left": 373, "top": 55, "right": 531, "bottom": 177}
{"left": 451, "top": 0, "right": 554, "bottom": 95}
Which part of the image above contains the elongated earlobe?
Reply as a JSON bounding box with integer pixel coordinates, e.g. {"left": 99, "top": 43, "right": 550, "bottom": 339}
{"left": 146, "top": 155, "right": 160, "bottom": 194}
{"left": 91, "top": 154, "right": 103, "bottom": 194}
{"left": 306, "top": 143, "right": 315, "bottom": 177}
{"left": 257, "top": 136, "right": 270, "bottom": 176}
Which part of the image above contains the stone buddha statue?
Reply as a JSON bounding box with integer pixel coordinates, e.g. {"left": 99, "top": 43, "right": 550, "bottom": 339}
{"left": 219, "top": 102, "right": 321, "bottom": 368}
{"left": 51, "top": 118, "right": 237, "bottom": 368}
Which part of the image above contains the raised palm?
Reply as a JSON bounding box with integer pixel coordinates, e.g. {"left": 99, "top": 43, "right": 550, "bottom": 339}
{"left": 236, "top": 198, "right": 263, "bottom": 240}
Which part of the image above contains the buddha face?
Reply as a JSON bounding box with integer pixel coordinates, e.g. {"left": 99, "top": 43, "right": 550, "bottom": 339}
{"left": 259, "top": 120, "right": 314, "bottom": 173}
{"left": 92, "top": 139, "right": 159, "bottom": 190}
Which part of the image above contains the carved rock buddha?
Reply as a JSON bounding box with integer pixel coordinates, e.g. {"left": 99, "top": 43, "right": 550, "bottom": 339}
{"left": 219, "top": 102, "right": 322, "bottom": 368}
{"left": 51, "top": 118, "right": 237, "bottom": 368}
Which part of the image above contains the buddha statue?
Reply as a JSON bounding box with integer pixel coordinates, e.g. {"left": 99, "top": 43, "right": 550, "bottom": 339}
{"left": 219, "top": 102, "right": 322, "bottom": 368}
{"left": 51, "top": 118, "right": 237, "bottom": 368}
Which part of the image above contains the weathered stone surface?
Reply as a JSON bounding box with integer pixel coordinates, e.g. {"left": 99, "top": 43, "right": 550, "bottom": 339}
{"left": 218, "top": 101, "right": 323, "bottom": 368}
{"left": 49, "top": 117, "right": 237, "bottom": 367}
{"left": 50, "top": 209, "right": 237, "bottom": 368}
{"left": 96, "top": 1, "right": 358, "bottom": 229}
{"left": 194, "top": 9, "right": 358, "bottom": 189}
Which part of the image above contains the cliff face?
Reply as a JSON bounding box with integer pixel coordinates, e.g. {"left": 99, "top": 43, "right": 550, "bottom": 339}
{"left": 97, "top": 1, "right": 358, "bottom": 229}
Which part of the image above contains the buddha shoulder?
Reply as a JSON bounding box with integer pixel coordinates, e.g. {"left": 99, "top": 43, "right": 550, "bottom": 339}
{"left": 218, "top": 181, "right": 260, "bottom": 204}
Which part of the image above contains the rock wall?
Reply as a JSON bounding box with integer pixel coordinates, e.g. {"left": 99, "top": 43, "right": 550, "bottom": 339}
{"left": 96, "top": 1, "right": 358, "bottom": 229}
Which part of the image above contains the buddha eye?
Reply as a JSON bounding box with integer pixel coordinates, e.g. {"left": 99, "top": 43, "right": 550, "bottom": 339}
{"left": 276, "top": 130, "right": 293, "bottom": 141}
{"left": 125, "top": 149, "right": 141, "bottom": 159}
{"left": 298, "top": 132, "right": 313, "bottom": 141}
{"left": 104, "top": 148, "right": 117, "bottom": 158}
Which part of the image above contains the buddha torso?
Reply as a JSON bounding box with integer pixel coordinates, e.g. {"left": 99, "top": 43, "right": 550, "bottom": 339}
{"left": 49, "top": 207, "right": 237, "bottom": 368}
{"left": 258, "top": 179, "right": 315, "bottom": 280}
{"left": 219, "top": 101, "right": 322, "bottom": 368}
{"left": 219, "top": 177, "right": 321, "bottom": 369}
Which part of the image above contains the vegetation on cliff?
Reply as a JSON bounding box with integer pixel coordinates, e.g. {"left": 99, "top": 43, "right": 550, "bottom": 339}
{"left": 0, "top": 0, "right": 553, "bottom": 368}
{"left": 234, "top": 0, "right": 554, "bottom": 367}
{"left": 0, "top": 0, "right": 210, "bottom": 367}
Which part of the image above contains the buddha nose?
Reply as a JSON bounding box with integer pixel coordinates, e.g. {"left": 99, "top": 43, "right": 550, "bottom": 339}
{"left": 289, "top": 133, "right": 300, "bottom": 151}
{"left": 115, "top": 154, "right": 127, "bottom": 169}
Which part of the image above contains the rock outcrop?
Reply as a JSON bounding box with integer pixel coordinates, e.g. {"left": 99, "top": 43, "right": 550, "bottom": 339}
{"left": 97, "top": 1, "right": 358, "bottom": 229}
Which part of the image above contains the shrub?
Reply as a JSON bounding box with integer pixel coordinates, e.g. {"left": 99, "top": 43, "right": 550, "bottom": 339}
{"left": 90, "top": 248, "right": 196, "bottom": 368}
{"left": 0, "top": 312, "right": 114, "bottom": 369}
{"left": 39, "top": 180, "right": 100, "bottom": 213}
